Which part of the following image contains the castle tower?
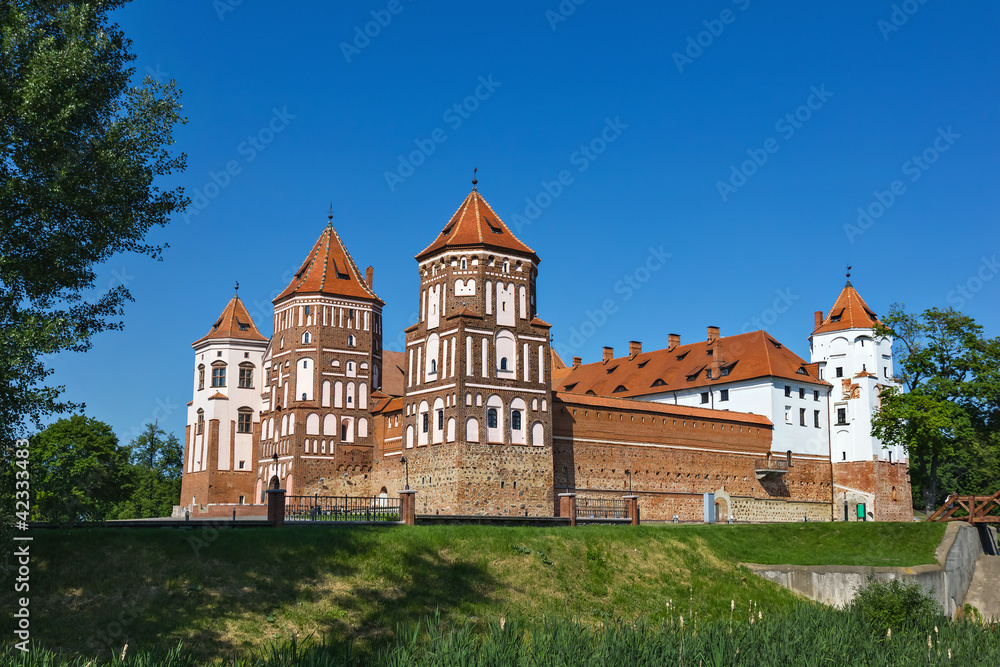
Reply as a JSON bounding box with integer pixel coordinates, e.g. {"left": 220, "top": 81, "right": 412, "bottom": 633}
{"left": 810, "top": 278, "right": 912, "bottom": 520}
{"left": 390, "top": 184, "right": 554, "bottom": 515}
{"left": 254, "top": 215, "right": 384, "bottom": 501}
{"left": 181, "top": 290, "right": 268, "bottom": 511}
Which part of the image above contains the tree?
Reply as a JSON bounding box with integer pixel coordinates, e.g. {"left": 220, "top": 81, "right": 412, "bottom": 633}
{"left": 13, "top": 415, "right": 130, "bottom": 522}
{"left": 872, "top": 305, "right": 1000, "bottom": 512}
{"left": 0, "top": 1, "right": 187, "bottom": 452}
{"left": 110, "top": 422, "right": 183, "bottom": 519}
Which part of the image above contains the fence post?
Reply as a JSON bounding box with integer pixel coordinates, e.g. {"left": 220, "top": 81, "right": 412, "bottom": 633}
{"left": 558, "top": 493, "right": 577, "bottom": 527}
{"left": 399, "top": 490, "right": 417, "bottom": 525}
{"left": 266, "top": 488, "right": 286, "bottom": 527}
{"left": 623, "top": 495, "right": 639, "bottom": 526}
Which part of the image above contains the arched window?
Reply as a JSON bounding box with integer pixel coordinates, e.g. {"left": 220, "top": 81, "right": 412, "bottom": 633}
{"left": 487, "top": 408, "right": 498, "bottom": 428}
{"left": 422, "top": 412, "right": 429, "bottom": 433}
{"left": 237, "top": 407, "right": 254, "bottom": 434}
{"left": 430, "top": 359, "right": 437, "bottom": 374}
{"left": 211, "top": 362, "right": 226, "bottom": 388}
{"left": 511, "top": 410, "right": 522, "bottom": 431}
{"left": 346, "top": 361, "right": 356, "bottom": 378}
{"left": 238, "top": 362, "right": 254, "bottom": 389}
{"left": 348, "top": 334, "right": 356, "bottom": 347}
{"left": 502, "top": 259, "right": 509, "bottom": 273}
{"left": 302, "top": 331, "right": 311, "bottom": 344}
{"left": 197, "top": 364, "right": 205, "bottom": 390}
{"left": 196, "top": 408, "right": 204, "bottom": 435}
{"left": 786, "top": 450, "right": 792, "bottom": 467}
{"left": 461, "top": 257, "right": 467, "bottom": 269}
{"left": 500, "top": 357, "right": 508, "bottom": 371}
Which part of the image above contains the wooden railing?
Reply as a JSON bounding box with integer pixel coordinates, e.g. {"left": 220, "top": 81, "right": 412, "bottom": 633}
{"left": 576, "top": 497, "right": 629, "bottom": 521}
{"left": 927, "top": 490, "right": 1000, "bottom": 524}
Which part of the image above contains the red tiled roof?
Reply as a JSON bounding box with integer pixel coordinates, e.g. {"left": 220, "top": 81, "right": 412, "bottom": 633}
{"left": 416, "top": 189, "right": 537, "bottom": 261}
{"left": 381, "top": 350, "right": 406, "bottom": 397}
{"left": 553, "top": 330, "right": 829, "bottom": 399}
{"left": 193, "top": 294, "right": 267, "bottom": 346}
{"left": 372, "top": 395, "right": 404, "bottom": 414}
{"left": 813, "top": 282, "right": 880, "bottom": 334}
{"left": 553, "top": 391, "right": 773, "bottom": 426}
{"left": 275, "top": 221, "right": 383, "bottom": 304}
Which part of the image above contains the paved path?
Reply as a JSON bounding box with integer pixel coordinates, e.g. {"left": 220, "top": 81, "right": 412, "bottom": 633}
{"left": 962, "top": 554, "right": 1000, "bottom": 621}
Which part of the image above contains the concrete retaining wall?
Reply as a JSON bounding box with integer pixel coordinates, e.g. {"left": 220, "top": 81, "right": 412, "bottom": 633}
{"left": 745, "top": 523, "right": 981, "bottom": 617}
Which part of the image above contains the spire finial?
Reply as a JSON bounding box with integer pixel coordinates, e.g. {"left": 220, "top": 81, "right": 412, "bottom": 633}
{"left": 846, "top": 265, "right": 853, "bottom": 286}
{"left": 234, "top": 281, "right": 239, "bottom": 295}
{"left": 327, "top": 202, "right": 334, "bottom": 225}
{"left": 471, "top": 167, "right": 478, "bottom": 190}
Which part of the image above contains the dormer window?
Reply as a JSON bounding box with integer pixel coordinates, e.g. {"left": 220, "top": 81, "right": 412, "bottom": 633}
{"left": 613, "top": 385, "right": 627, "bottom": 393}
{"left": 651, "top": 379, "right": 666, "bottom": 387}
{"left": 238, "top": 321, "right": 249, "bottom": 332}
{"left": 485, "top": 218, "right": 503, "bottom": 234}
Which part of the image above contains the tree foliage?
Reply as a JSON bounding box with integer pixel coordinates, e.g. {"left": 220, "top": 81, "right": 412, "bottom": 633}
{"left": 0, "top": 0, "right": 187, "bottom": 451}
{"left": 872, "top": 305, "right": 1000, "bottom": 511}
{"left": 110, "top": 421, "right": 183, "bottom": 519}
{"left": 21, "top": 414, "right": 129, "bottom": 522}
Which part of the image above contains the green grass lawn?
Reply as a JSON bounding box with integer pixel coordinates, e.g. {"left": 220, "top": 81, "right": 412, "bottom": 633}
{"left": 1, "top": 521, "right": 945, "bottom": 661}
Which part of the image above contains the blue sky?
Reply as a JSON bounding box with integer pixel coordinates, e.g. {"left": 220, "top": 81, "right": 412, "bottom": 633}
{"left": 48, "top": 0, "right": 1000, "bottom": 444}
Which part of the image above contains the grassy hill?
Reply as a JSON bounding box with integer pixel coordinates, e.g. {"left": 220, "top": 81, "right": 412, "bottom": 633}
{"left": 3, "top": 522, "right": 944, "bottom": 661}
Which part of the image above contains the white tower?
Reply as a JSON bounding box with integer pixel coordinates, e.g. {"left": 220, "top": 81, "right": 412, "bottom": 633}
{"left": 809, "top": 278, "right": 904, "bottom": 465}
{"left": 180, "top": 288, "right": 268, "bottom": 511}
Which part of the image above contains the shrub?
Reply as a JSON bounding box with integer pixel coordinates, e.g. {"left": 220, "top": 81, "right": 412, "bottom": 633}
{"left": 848, "top": 574, "right": 944, "bottom": 633}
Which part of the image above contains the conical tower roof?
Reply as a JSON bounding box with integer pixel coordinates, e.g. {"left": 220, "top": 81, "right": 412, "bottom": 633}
{"left": 275, "top": 219, "right": 383, "bottom": 305}
{"left": 193, "top": 293, "right": 267, "bottom": 346}
{"left": 416, "top": 188, "right": 537, "bottom": 262}
{"left": 813, "top": 281, "right": 881, "bottom": 334}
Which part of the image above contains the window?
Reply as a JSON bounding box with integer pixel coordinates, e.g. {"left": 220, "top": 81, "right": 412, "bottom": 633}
{"left": 511, "top": 410, "right": 522, "bottom": 430}
{"left": 842, "top": 451, "right": 847, "bottom": 461}
{"left": 500, "top": 357, "right": 508, "bottom": 371}
{"left": 238, "top": 461, "right": 245, "bottom": 470}
{"left": 348, "top": 334, "right": 356, "bottom": 347}
{"left": 303, "top": 332, "right": 311, "bottom": 344}
{"left": 814, "top": 390, "right": 820, "bottom": 401}
{"left": 196, "top": 409, "right": 204, "bottom": 435}
{"left": 422, "top": 413, "right": 429, "bottom": 433}
{"left": 461, "top": 258, "right": 467, "bottom": 269}
{"left": 884, "top": 367, "right": 889, "bottom": 378}
{"left": 799, "top": 388, "right": 805, "bottom": 399}
{"left": 487, "top": 408, "right": 498, "bottom": 429}
{"left": 814, "top": 410, "right": 820, "bottom": 428}
{"left": 198, "top": 365, "right": 205, "bottom": 390}
{"left": 238, "top": 365, "right": 253, "bottom": 389}
{"left": 787, "top": 451, "right": 793, "bottom": 466}
{"left": 502, "top": 259, "right": 509, "bottom": 273}
{"left": 785, "top": 407, "right": 792, "bottom": 424}
{"left": 238, "top": 322, "right": 249, "bottom": 331}
{"left": 720, "top": 389, "right": 729, "bottom": 402}
{"left": 238, "top": 495, "right": 245, "bottom": 504}
{"left": 430, "top": 359, "right": 437, "bottom": 375}
{"left": 437, "top": 410, "right": 444, "bottom": 430}
{"left": 835, "top": 367, "right": 843, "bottom": 378}
{"left": 237, "top": 411, "right": 252, "bottom": 434}
{"left": 211, "top": 366, "right": 226, "bottom": 387}
{"left": 700, "top": 392, "right": 709, "bottom": 404}
{"left": 784, "top": 385, "right": 791, "bottom": 397}
{"left": 348, "top": 308, "right": 355, "bottom": 321}
{"left": 799, "top": 408, "right": 806, "bottom": 426}
{"left": 837, "top": 408, "right": 847, "bottom": 425}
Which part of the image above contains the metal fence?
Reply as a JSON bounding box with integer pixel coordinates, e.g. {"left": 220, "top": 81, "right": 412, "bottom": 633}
{"left": 576, "top": 497, "right": 629, "bottom": 520}
{"left": 285, "top": 494, "right": 401, "bottom": 522}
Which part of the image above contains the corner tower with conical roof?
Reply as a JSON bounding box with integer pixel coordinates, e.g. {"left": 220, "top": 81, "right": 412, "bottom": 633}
{"left": 809, "top": 277, "right": 911, "bottom": 521}
{"left": 381, "top": 184, "right": 554, "bottom": 516}
{"left": 181, "top": 290, "right": 269, "bottom": 512}
{"left": 254, "top": 215, "right": 384, "bottom": 500}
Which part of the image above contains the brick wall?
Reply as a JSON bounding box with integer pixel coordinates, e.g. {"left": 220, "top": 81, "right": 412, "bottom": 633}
{"left": 833, "top": 459, "right": 913, "bottom": 522}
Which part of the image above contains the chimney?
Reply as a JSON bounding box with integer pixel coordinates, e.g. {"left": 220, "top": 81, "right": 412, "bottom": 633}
{"left": 366, "top": 265, "right": 374, "bottom": 288}
{"left": 710, "top": 336, "right": 724, "bottom": 379}
{"left": 602, "top": 346, "right": 614, "bottom": 363}
{"left": 629, "top": 341, "right": 642, "bottom": 358}
{"left": 707, "top": 325, "right": 720, "bottom": 343}
{"left": 814, "top": 310, "right": 823, "bottom": 329}
{"left": 572, "top": 356, "right": 582, "bottom": 369}
{"left": 667, "top": 333, "right": 680, "bottom": 351}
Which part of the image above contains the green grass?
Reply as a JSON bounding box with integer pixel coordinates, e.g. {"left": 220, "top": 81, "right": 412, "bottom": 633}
{"left": 0, "top": 522, "right": 945, "bottom": 662}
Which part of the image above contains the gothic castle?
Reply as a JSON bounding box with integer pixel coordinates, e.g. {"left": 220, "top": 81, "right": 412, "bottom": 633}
{"left": 178, "top": 186, "right": 912, "bottom": 522}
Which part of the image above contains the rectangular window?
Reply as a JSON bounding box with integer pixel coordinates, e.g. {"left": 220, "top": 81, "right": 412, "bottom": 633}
{"left": 837, "top": 407, "right": 847, "bottom": 425}
{"left": 700, "top": 392, "right": 709, "bottom": 404}
{"left": 237, "top": 412, "right": 252, "bottom": 434}
{"left": 238, "top": 460, "right": 245, "bottom": 469}
{"left": 799, "top": 388, "right": 805, "bottom": 399}
{"left": 238, "top": 495, "right": 245, "bottom": 504}
{"left": 799, "top": 408, "right": 806, "bottom": 426}
{"left": 785, "top": 406, "right": 792, "bottom": 424}
{"left": 239, "top": 367, "right": 253, "bottom": 389}
{"left": 422, "top": 413, "right": 429, "bottom": 433}
{"left": 211, "top": 367, "right": 226, "bottom": 387}
{"left": 836, "top": 367, "right": 844, "bottom": 378}
{"left": 784, "top": 385, "right": 792, "bottom": 397}
{"left": 720, "top": 389, "right": 729, "bottom": 402}
{"left": 814, "top": 410, "right": 821, "bottom": 428}
{"left": 437, "top": 410, "right": 443, "bottom": 430}
{"left": 814, "top": 390, "right": 820, "bottom": 401}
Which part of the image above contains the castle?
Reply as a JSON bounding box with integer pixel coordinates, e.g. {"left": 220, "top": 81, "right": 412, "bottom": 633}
{"left": 178, "top": 185, "right": 913, "bottom": 522}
